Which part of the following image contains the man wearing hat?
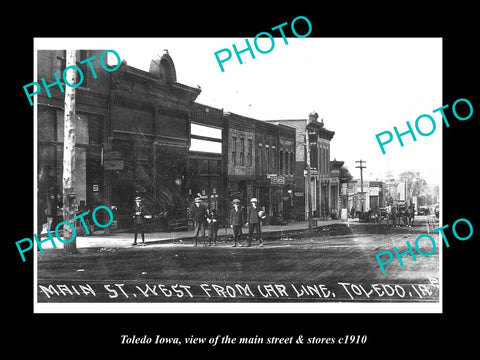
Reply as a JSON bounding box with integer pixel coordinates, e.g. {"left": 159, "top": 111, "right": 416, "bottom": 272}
{"left": 246, "top": 197, "right": 266, "bottom": 247}
{"left": 229, "top": 199, "right": 245, "bottom": 247}
{"left": 191, "top": 197, "right": 208, "bottom": 246}
{"left": 132, "top": 196, "right": 146, "bottom": 246}
{"left": 206, "top": 208, "right": 219, "bottom": 246}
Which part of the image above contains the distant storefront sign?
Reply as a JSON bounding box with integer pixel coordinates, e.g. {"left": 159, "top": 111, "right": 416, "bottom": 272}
{"left": 103, "top": 151, "right": 122, "bottom": 160}
{"left": 270, "top": 175, "right": 286, "bottom": 185}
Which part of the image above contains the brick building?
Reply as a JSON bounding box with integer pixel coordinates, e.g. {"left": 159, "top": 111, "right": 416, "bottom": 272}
{"left": 188, "top": 103, "right": 226, "bottom": 218}
{"left": 268, "top": 114, "right": 342, "bottom": 220}
{"left": 224, "top": 112, "right": 256, "bottom": 206}
{"left": 347, "top": 179, "right": 384, "bottom": 213}
{"left": 37, "top": 50, "right": 111, "bottom": 230}
{"left": 224, "top": 112, "right": 296, "bottom": 223}
{"left": 36, "top": 50, "right": 202, "bottom": 231}
{"left": 106, "top": 50, "right": 201, "bottom": 229}
{"left": 36, "top": 49, "right": 296, "bottom": 231}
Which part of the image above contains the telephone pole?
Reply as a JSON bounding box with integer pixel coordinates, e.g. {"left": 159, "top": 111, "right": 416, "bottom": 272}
{"left": 63, "top": 49, "right": 77, "bottom": 254}
{"left": 355, "top": 160, "right": 366, "bottom": 212}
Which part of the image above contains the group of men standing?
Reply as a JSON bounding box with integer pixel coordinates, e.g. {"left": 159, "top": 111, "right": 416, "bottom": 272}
{"left": 131, "top": 196, "right": 266, "bottom": 247}
{"left": 191, "top": 197, "right": 266, "bottom": 247}
{"left": 190, "top": 197, "right": 219, "bottom": 246}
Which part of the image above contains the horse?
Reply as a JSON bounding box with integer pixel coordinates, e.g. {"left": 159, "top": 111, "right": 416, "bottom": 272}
{"left": 390, "top": 206, "right": 398, "bottom": 227}
{"left": 406, "top": 204, "right": 415, "bottom": 227}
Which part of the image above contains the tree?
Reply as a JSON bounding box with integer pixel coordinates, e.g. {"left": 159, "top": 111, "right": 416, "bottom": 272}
{"left": 63, "top": 49, "right": 77, "bottom": 254}
{"left": 398, "top": 170, "right": 426, "bottom": 202}
{"left": 339, "top": 165, "right": 353, "bottom": 182}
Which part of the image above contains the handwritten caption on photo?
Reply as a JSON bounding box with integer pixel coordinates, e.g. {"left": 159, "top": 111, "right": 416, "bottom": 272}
{"left": 37, "top": 278, "right": 439, "bottom": 301}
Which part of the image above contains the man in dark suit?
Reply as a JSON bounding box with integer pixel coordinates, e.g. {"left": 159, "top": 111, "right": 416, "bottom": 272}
{"left": 132, "top": 196, "right": 146, "bottom": 246}
{"left": 207, "top": 208, "right": 219, "bottom": 246}
{"left": 246, "top": 197, "right": 266, "bottom": 247}
{"left": 229, "top": 199, "right": 245, "bottom": 247}
{"left": 191, "top": 197, "right": 207, "bottom": 246}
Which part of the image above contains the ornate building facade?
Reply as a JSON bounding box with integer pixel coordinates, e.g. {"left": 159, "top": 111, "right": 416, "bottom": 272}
{"left": 37, "top": 50, "right": 202, "bottom": 230}
{"left": 269, "top": 114, "right": 343, "bottom": 220}
{"left": 36, "top": 49, "right": 296, "bottom": 231}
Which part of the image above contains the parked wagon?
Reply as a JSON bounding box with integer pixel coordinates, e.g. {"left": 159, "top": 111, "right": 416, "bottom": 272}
{"left": 373, "top": 207, "right": 390, "bottom": 224}
{"left": 391, "top": 202, "right": 415, "bottom": 227}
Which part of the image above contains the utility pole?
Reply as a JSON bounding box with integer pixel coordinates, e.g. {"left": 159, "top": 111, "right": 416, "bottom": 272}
{"left": 385, "top": 169, "right": 394, "bottom": 205}
{"left": 355, "top": 160, "right": 366, "bottom": 212}
{"left": 63, "top": 49, "right": 77, "bottom": 254}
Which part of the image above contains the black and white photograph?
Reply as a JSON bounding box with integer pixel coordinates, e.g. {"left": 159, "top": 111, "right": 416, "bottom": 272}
{"left": 7, "top": 7, "right": 478, "bottom": 356}
{"left": 33, "top": 37, "right": 442, "bottom": 313}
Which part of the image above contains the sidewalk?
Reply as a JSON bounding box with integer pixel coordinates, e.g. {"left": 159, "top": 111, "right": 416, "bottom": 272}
{"left": 39, "top": 219, "right": 348, "bottom": 250}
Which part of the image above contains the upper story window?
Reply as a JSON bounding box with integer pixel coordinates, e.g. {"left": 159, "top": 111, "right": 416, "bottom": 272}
{"left": 57, "top": 50, "right": 91, "bottom": 87}
{"left": 189, "top": 123, "right": 222, "bottom": 154}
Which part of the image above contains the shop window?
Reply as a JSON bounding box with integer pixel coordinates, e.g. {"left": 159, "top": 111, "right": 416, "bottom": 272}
{"left": 75, "top": 147, "right": 87, "bottom": 206}
{"left": 89, "top": 114, "right": 103, "bottom": 144}
{"left": 189, "top": 158, "right": 199, "bottom": 174}
{"left": 257, "top": 143, "right": 262, "bottom": 173}
{"left": 240, "top": 138, "right": 245, "bottom": 166}
{"left": 271, "top": 147, "right": 276, "bottom": 173}
{"left": 267, "top": 146, "right": 273, "bottom": 173}
{"left": 209, "top": 176, "right": 219, "bottom": 191}
{"left": 247, "top": 139, "right": 253, "bottom": 167}
{"left": 231, "top": 136, "right": 237, "bottom": 166}
{"left": 56, "top": 110, "right": 64, "bottom": 142}
{"left": 199, "top": 176, "right": 209, "bottom": 193}
{"left": 290, "top": 152, "right": 295, "bottom": 175}
{"left": 262, "top": 145, "right": 266, "bottom": 174}
{"left": 38, "top": 107, "right": 55, "bottom": 142}
{"left": 279, "top": 150, "right": 284, "bottom": 174}
{"left": 208, "top": 159, "right": 219, "bottom": 174}
{"left": 285, "top": 152, "right": 293, "bottom": 175}
{"left": 199, "top": 159, "right": 209, "bottom": 175}
{"left": 76, "top": 113, "right": 89, "bottom": 144}
{"left": 37, "top": 145, "right": 56, "bottom": 193}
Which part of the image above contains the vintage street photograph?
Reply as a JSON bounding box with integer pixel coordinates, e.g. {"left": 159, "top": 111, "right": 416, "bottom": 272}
{"left": 33, "top": 37, "right": 442, "bottom": 313}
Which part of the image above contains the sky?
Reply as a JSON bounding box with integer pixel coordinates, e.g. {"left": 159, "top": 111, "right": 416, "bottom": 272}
{"left": 36, "top": 37, "right": 442, "bottom": 184}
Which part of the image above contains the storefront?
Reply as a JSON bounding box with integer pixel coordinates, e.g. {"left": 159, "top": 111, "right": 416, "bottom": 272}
{"left": 36, "top": 50, "right": 111, "bottom": 231}
{"left": 103, "top": 131, "right": 192, "bottom": 230}
{"left": 37, "top": 106, "right": 106, "bottom": 230}
{"left": 188, "top": 104, "right": 227, "bottom": 219}
{"left": 188, "top": 154, "right": 224, "bottom": 214}
{"left": 264, "top": 175, "right": 294, "bottom": 223}
{"left": 104, "top": 51, "right": 201, "bottom": 230}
